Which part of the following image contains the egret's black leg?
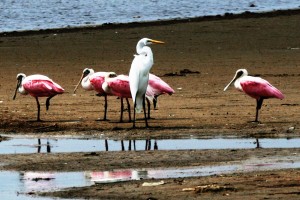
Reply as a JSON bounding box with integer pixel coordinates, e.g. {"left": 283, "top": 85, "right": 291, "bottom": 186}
{"left": 255, "top": 98, "right": 264, "bottom": 122}
{"left": 143, "top": 95, "right": 149, "bottom": 127}
{"left": 35, "top": 97, "right": 41, "bottom": 122}
{"left": 132, "top": 101, "right": 136, "bottom": 128}
{"left": 146, "top": 98, "right": 151, "bottom": 119}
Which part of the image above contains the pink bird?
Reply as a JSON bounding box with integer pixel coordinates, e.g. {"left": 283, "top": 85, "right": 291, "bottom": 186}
{"left": 74, "top": 68, "right": 109, "bottom": 120}
{"left": 224, "top": 69, "right": 284, "bottom": 122}
{"left": 74, "top": 69, "right": 131, "bottom": 122}
{"left": 102, "top": 72, "right": 174, "bottom": 121}
{"left": 102, "top": 72, "right": 131, "bottom": 122}
{"left": 13, "top": 73, "right": 64, "bottom": 121}
{"left": 146, "top": 74, "right": 175, "bottom": 118}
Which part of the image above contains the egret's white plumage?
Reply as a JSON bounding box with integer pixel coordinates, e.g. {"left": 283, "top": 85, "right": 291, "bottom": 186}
{"left": 129, "top": 38, "right": 164, "bottom": 127}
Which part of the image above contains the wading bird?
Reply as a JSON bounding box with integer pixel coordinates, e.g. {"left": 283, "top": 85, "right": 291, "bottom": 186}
{"left": 129, "top": 38, "right": 164, "bottom": 128}
{"left": 13, "top": 73, "right": 64, "bottom": 121}
{"left": 224, "top": 69, "right": 284, "bottom": 122}
{"left": 146, "top": 73, "right": 175, "bottom": 118}
{"left": 102, "top": 72, "right": 174, "bottom": 121}
{"left": 102, "top": 72, "right": 132, "bottom": 122}
{"left": 73, "top": 68, "right": 109, "bottom": 120}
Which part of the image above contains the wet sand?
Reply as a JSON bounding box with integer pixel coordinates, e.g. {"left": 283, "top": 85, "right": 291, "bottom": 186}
{"left": 0, "top": 10, "right": 300, "bottom": 199}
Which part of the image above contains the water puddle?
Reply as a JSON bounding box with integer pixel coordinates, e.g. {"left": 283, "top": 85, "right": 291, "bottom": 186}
{"left": 1, "top": 157, "right": 300, "bottom": 199}
{"left": 0, "top": 170, "right": 92, "bottom": 200}
{"left": 0, "top": 136, "right": 300, "bottom": 154}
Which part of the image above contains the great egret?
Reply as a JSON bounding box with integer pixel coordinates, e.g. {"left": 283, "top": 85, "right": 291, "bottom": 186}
{"left": 129, "top": 38, "right": 164, "bottom": 128}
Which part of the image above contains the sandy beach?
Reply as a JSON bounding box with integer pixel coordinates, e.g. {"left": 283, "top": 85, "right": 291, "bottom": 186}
{"left": 0, "top": 9, "right": 300, "bottom": 199}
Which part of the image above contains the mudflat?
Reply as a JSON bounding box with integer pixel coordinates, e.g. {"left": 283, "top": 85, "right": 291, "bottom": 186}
{"left": 0, "top": 10, "right": 299, "bottom": 199}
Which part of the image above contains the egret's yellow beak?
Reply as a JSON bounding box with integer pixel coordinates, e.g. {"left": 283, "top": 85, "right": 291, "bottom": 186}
{"left": 150, "top": 39, "right": 165, "bottom": 44}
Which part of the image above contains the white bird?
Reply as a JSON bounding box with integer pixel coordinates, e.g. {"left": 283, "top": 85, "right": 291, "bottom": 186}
{"left": 129, "top": 38, "right": 164, "bottom": 128}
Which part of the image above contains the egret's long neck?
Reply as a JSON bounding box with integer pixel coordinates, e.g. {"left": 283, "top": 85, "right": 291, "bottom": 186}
{"left": 145, "top": 47, "right": 154, "bottom": 62}
{"left": 141, "top": 46, "right": 154, "bottom": 72}
{"left": 136, "top": 42, "right": 146, "bottom": 55}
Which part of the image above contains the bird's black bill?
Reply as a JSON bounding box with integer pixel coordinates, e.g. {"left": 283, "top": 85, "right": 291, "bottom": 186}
{"left": 13, "top": 80, "right": 21, "bottom": 100}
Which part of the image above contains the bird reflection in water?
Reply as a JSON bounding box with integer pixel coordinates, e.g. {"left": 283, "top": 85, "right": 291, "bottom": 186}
{"left": 104, "top": 139, "right": 158, "bottom": 151}
{"left": 37, "top": 139, "right": 51, "bottom": 153}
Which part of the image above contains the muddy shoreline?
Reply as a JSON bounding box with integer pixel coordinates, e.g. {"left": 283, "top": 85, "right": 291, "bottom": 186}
{"left": 0, "top": 9, "right": 300, "bottom": 199}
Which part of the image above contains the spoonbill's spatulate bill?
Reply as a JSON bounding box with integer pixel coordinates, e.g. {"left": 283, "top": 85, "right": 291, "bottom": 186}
{"left": 224, "top": 69, "right": 284, "bottom": 122}
{"left": 129, "top": 38, "right": 164, "bottom": 128}
{"left": 13, "top": 73, "right": 64, "bottom": 121}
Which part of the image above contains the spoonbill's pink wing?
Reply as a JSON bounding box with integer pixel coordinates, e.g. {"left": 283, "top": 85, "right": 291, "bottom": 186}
{"left": 90, "top": 76, "right": 106, "bottom": 94}
{"left": 23, "top": 80, "right": 64, "bottom": 97}
{"left": 107, "top": 75, "right": 131, "bottom": 98}
{"left": 147, "top": 74, "right": 174, "bottom": 98}
{"left": 240, "top": 77, "right": 284, "bottom": 100}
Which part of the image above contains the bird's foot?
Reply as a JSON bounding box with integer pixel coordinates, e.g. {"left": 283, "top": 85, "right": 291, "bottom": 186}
{"left": 249, "top": 120, "right": 262, "bottom": 124}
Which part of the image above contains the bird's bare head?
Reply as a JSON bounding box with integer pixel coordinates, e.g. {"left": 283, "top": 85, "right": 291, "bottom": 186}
{"left": 224, "top": 69, "right": 248, "bottom": 91}
{"left": 107, "top": 72, "right": 117, "bottom": 78}
{"left": 138, "top": 38, "right": 164, "bottom": 46}
{"left": 82, "top": 68, "right": 94, "bottom": 77}
{"left": 13, "top": 73, "right": 26, "bottom": 100}
{"left": 74, "top": 68, "right": 94, "bottom": 94}
{"left": 16, "top": 73, "right": 26, "bottom": 81}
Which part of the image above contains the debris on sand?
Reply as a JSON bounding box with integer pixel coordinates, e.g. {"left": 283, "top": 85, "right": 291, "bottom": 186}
{"left": 163, "top": 69, "right": 200, "bottom": 77}
{"left": 182, "top": 184, "right": 236, "bottom": 193}
{"left": 287, "top": 126, "right": 295, "bottom": 133}
{"left": 142, "top": 180, "right": 165, "bottom": 186}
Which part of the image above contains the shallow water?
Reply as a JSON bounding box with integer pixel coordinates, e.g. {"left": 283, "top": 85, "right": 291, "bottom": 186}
{"left": 1, "top": 157, "right": 300, "bottom": 199}
{"left": 1, "top": 0, "right": 299, "bottom": 32}
{"left": 0, "top": 136, "right": 300, "bottom": 154}
{"left": 0, "top": 170, "right": 92, "bottom": 200}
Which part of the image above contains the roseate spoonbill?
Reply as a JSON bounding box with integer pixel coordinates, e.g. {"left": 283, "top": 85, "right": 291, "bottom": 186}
{"left": 224, "top": 69, "right": 284, "bottom": 122}
{"left": 146, "top": 73, "right": 175, "bottom": 118}
{"left": 102, "top": 72, "right": 173, "bottom": 122}
{"left": 13, "top": 73, "right": 64, "bottom": 121}
{"left": 102, "top": 72, "right": 131, "bottom": 122}
{"left": 129, "top": 38, "right": 164, "bottom": 128}
{"left": 73, "top": 68, "right": 109, "bottom": 120}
